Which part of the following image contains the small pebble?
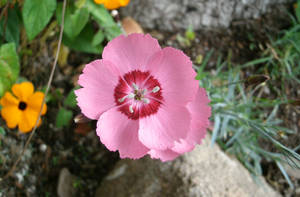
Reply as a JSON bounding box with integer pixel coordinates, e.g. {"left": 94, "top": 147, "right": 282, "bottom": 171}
{"left": 39, "top": 144, "right": 47, "bottom": 152}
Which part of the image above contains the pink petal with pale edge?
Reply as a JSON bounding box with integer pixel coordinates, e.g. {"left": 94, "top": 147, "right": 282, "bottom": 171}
{"left": 186, "top": 87, "right": 211, "bottom": 144}
{"left": 102, "top": 33, "right": 161, "bottom": 75}
{"left": 97, "top": 108, "right": 149, "bottom": 159}
{"left": 146, "top": 47, "right": 198, "bottom": 106}
{"left": 148, "top": 149, "right": 180, "bottom": 162}
{"left": 138, "top": 105, "right": 191, "bottom": 150}
{"left": 75, "top": 60, "right": 120, "bottom": 120}
{"left": 171, "top": 88, "right": 211, "bottom": 153}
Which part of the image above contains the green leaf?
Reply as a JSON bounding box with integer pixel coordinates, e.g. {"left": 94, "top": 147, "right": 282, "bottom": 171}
{"left": 0, "top": 43, "right": 20, "bottom": 97}
{"left": 22, "top": 0, "right": 56, "bottom": 40}
{"left": 92, "top": 30, "right": 105, "bottom": 46}
{"left": 296, "top": 1, "right": 300, "bottom": 23}
{"left": 185, "top": 26, "right": 195, "bottom": 41}
{"left": 75, "top": 0, "right": 87, "bottom": 8}
{"left": 64, "top": 88, "right": 78, "bottom": 108}
{"left": 0, "top": 80, "right": 4, "bottom": 99}
{"left": 0, "top": 0, "right": 7, "bottom": 7}
{"left": 0, "top": 6, "right": 21, "bottom": 46}
{"left": 86, "top": 0, "right": 121, "bottom": 40}
{"left": 56, "top": 107, "right": 73, "bottom": 128}
{"left": 0, "top": 127, "right": 5, "bottom": 135}
{"left": 63, "top": 23, "right": 103, "bottom": 54}
{"left": 56, "top": 3, "right": 89, "bottom": 39}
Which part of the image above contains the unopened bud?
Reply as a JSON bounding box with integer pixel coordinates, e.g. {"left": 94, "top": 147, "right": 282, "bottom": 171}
{"left": 245, "top": 75, "right": 270, "bottom": 87}
{"left": 74, "top": 114, "right": 91, "bottom": 124}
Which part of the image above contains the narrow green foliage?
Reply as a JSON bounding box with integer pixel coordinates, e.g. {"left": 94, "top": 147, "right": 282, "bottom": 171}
{"left": 0, "top": 43, "right": 20, "bottom": 96}
{"left": 22, "top": 0, "right": 57, "bottom": 40}
{"left": 197, "top": 50, "right": 300, "bottom": 186}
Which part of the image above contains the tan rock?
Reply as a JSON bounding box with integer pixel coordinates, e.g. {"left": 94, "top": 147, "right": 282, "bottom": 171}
{"left": 95, "top": 136, "right": 280, "bottom": 197}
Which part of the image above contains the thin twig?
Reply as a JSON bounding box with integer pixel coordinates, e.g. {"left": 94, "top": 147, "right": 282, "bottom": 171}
{"left": 1, "top": 0, "right": 67, "bottom": 181}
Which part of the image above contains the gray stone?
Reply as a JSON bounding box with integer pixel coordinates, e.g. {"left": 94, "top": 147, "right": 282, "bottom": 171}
{"left": 95, "top": 136, "right": 280, "bottom": 197}
{"left": 283, "top": 157, "right": 300, "bottom": 179}
{"left": 121, "top": 0, "right": 292, "bottom": 31}
{"left": 57, "top": 168, "right": 76, "bottom": 197}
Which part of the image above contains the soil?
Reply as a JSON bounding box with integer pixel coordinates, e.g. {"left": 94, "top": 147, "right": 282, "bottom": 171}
{"left": 0, "top": 3, "right": 299, "bottom": 197}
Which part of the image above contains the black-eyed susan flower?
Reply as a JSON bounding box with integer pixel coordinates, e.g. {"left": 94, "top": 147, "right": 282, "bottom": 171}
{"left": 0, "top": 82, "right": 47, "bottom": 133}
{"left": 94, "top": 0, "right": 130, "bottom": 10}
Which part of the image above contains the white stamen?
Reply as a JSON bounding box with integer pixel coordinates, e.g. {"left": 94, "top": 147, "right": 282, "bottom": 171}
{"left": 128, "top": 93, "right": 135, "bottom": 99}
{"left": 132, "top": 83, "right": 139, "bottom": 90}
{"left": 142, "top": 89, "right": 147, "bottom": 94}
{"left": 152, "top": 86, "right": 160, "bottom": 93}
{"left": 142, "top": 98, "right": 150, "bottom": 104}
{"left": 129, "top": 105, "right": 134, "bottom": 113}
{"left": 118, "top": 95, "right": 127, "bottom": 103}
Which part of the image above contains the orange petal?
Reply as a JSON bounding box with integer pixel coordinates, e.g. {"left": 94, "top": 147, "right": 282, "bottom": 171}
{"left": 18, "top": 108, "right": 41, "bottom": 133}
{"left": 119, "top": 0, "right": 130, "bottom": 6}
{"left": 12, "top": 82, "right": 34, "bottom": 101}
{"left": 27, "top": 92, "right": 47, "bottom": 115}
{"left": 0, "top": 92, "right": 19, "bottom": 107}
{"left": 1, "top": 106, "right": 21, "bottom": 129}
{"left": 97, "top": 0, "right": 121, "bottom": 10}
{"left": 94, "top": 0, "right": 105, "bottom": 4}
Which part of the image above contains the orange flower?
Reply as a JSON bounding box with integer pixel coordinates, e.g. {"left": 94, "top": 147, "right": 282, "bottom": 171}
{"left": 94, "top": 0, "right": 130, "bottom": 10}
{"left": 0, "top": 82, "right": 47, "bottom": 133}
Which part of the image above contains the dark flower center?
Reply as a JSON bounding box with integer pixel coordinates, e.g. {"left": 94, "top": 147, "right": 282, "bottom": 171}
{"left": 18, "top": 101, "right": 27, "bottom": 111}
{"left": 114, "top": 70, "right": 163, "bottom": 120}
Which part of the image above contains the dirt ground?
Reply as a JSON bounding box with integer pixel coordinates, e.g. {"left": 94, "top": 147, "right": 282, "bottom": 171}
{"left": 0, "top": 4, "right": 299, "bottom": 197}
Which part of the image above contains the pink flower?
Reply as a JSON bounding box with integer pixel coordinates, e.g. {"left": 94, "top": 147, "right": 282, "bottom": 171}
{"left": 75, "top": 33, "right": 211, "bottom": 161}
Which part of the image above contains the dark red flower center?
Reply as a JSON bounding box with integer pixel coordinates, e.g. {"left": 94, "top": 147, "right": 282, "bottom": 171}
{"left": 114, "top": 70, "right": 163, "bottom": 120}
{"left": 18, "top": 101, "right": 27, "bottom": 111}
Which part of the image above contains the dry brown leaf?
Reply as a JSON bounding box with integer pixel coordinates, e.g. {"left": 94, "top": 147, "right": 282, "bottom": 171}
{"left": 121, "top": 17, "right": 144, "bottom": 35}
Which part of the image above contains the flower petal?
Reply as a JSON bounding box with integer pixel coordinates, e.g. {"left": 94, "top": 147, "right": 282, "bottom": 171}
{"left": 1, "top": 106, "right": 21, "bottom": 129}
{"left": 171, "top": 88, "right": 210, "bottom": 153}
{"left": 139, "top": 105, "right": 191, "bottom": 150}
{"left": 12, "top": 82, "right": 34, "bottom": 101}
{"left": 97, "top": 107, "right": 149, "bottom": 159}
{"left": 94, "top": 0, "right": 122, "bottom": 10}
{"left": 19, "top": 109, "right": 34, "bottom": 133}
{"left": 75, "top": 60, "right": 120, "bottom": 120}
{"left": 171, "top": 140, "right": 195, "bottom": 154}
{"left": 148, "top": 149, "right": 180, "bottom": 162}
{"left": 186, "top": 87, "right": 211, "bottom": 144}
{"left": 0, "top": 92, "right": 19, "bottom": 106}
{"left": 102, "top": 34, "right": 161, "bottom": 75}
{"left": 18, "top": 108, "right": 42, "bottom": 133}
{"left": 94, "top": 0, "right": 105, "bottom": 3}
{"left": 27, "top": 92, "right": 47, "bottom": 115}
{"left": 146, "top": 47, "right": 198, "bottom": 106}
{"left": 119, "top": 0, "right": 130, "bottom": 6}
